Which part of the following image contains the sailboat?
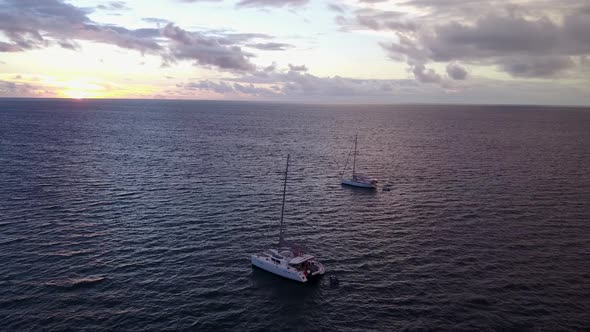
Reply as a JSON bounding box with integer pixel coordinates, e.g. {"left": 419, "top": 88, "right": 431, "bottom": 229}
{"left": 341, "top": 134, "right": 378, "bottom": 189}
{"left": 250, "top": 154, "right": 326, "bottom": 282}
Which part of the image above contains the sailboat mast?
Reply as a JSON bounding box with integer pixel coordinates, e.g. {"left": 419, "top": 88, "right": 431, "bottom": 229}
{"left": 352, "top": 134, "right": 357, "bottom": 177}
{"left": 279, "top": 154, "right": 289, "bottom": 245}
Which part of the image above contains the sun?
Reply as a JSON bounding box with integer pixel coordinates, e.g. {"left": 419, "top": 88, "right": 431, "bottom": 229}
{"left": 61, "top": 79, "right": 105, "bottom": 99}
{"left": 64, "top": 90, "right": 88, "bottom": 99}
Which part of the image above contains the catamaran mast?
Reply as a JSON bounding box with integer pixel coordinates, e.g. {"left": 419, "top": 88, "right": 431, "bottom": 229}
{"left": 279, "top": 154, "right": 289, "bottom": 245}
{"left": 352, "top": 134, "right": 357, "bottom": 178}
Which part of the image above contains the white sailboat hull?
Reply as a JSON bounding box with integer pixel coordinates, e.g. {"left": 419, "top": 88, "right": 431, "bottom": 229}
{"left": 341, "top": 178, "right": 377, "bottom": 189}
{"left": 251, "top": 255, "right": 307, "bottom": 282}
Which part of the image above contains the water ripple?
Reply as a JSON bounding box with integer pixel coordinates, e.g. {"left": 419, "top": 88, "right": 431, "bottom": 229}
{"left": 1, "top": 100, "right": 589, "bottom": 331}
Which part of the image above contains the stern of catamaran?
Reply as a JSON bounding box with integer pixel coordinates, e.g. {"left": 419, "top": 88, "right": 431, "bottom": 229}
{"left": 310, "top": 261, "right": 325, "bottom": 275}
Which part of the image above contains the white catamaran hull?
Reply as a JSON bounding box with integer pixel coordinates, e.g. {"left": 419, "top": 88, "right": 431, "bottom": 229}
{"left": 251, "top": 255, "right": 307, "bottom": 282}
{"left": 341, "top": 178, "right": 376, "bottom": 189}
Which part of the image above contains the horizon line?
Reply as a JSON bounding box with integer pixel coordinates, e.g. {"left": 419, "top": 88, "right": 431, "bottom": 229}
{"left": 0, "top": 97, "right": 589, "bottom": 109}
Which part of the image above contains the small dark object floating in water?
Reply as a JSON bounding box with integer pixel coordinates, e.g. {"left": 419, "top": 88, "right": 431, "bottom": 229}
{"left": 382, "top": 185, "right": 392, "bottom": 192}
{"left": 329, "top": 275, "right": 339, "bottom": 287}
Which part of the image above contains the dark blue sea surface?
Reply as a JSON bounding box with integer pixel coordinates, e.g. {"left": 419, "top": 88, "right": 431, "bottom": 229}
{"left": 1, "top": 99, "right": 589, "bottom": 331}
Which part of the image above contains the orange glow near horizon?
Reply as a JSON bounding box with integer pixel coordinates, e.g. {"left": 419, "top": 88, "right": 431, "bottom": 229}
{"left": 55, "top": 78, "right": 157, "bottom": 99}
{"left": 3, "top": 72, "right": 247, "bottom": 100}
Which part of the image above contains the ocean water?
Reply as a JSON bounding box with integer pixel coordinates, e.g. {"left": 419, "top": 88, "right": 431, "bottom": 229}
{"left": 0, "top": 99, "right": 589, "bottom": 331}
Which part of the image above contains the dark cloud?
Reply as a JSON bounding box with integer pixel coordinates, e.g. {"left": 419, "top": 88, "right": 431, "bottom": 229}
{"left": 427, "top": 16, "right": 563, "bottom": 61}
{"left": 220, "top": 66, "right": 423, "bottom": 99}
{"left": 288, "top": 64, "right": 307, "bottom": 71}
{"left": 0, "top": 41, "right": 22, "bottom": 52}
{"left": 0, "top": 0, "right": 292, "bottom": 72}
{"left": 412, "top": 63, "right": 441, "bottom": 83}
{"left": 380, "top": 35, "right": 428, "bottom": 63}
{"left": 388, "top": 13, "right": 590, "bottom": 78}
{"left": 82, "top": 25, "right": 162, "bottom": 52}
{"left": 173, "top": 66, "right": 497, "bottom": 103}
{"left": 499, "top": 56, "right": 574, "bottom": 78}
{"left": 181, "top": 80, "right": 235, "bottom": 94}
{"left": 233, "top": 82, "right": 275, "bottom": 95}
{"left": 162, "top": 23, "right": 255, "bottom": 71}
{"left": 564, "top": 12, "right": 590, "bottom": 47}
{"left": 446, "top": 63, "right": 468, "bottom": 80}
{"left": 353, "top": 8, "right": 417, "bottom": 32}
{"left": 180, "top": 79, "right": 276, "bottom": 96}
{"left": 0, "top": 0, "right": 160, "bottom": 53}
{"left": 57, "top": 40, "right": 80, "bottom": 50}
{"left": 200, "top": 67, "right": 589, "bottom": 104}
{"left": 338, "top": 0, "right": 590, "bottom": 80}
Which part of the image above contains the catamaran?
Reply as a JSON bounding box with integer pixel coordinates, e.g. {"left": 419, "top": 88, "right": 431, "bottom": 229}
{"left": 341, "top": 134, "right": 378, "bottom": 189}
{"left": 250, "top": 154, "right": 326, "bottom": 282}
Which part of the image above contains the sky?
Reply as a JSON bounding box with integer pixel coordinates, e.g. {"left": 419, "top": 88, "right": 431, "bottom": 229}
{"left": 0, "top": 0, "right": 589, "bottom": 105}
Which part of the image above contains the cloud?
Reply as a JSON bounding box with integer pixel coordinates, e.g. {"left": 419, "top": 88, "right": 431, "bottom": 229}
{"left": 219, "top": 32, "right": 273, "bottom": 43}
{"left": 142, "top": 17, "right": 171, "bottom": 25}
{"left": 181, "top": 80, "right": 235, "bottom": 94}
{"left": 344, "top": 8, "right": 417, "bottom": 32}
{"left": 424, "top": 16, "right": 564, "bottom": 61}
{"left": 57, "top": 40, "right": 80, "bottom": 51}
{"left": 97, "top": 1, "right": 130, "bottom": 11}
{"left": 390, "top": 13, "right": 589, "bottom": 78}
{"left": 327, "top": 4, "right": 345, "bottom": 13}
{"left": 247, "top": 42, "right": 292, "bottom": 51}
{"left": 338, "top": 0, "right": 590, "bottom": 80}
{"left": 263, "top": 62, "right": 277, "bottom": 72}
{"left": 162, "top": 23, "right": 255, "bottom": 71}
{"left": 446, "top": 63, "right": 468, "bottom": 80}
{"left": 412, "top": 63, "right": 442, "bottom": 83}
{"left": 499, "top": 56, "right": 574, "bottom": 78}
{"left": 174, "top": 65, "right": 584, "bottom": 104}
{"left": 0, "top": 41, "right": 23, "bottom": 52}
{"left": 197, "top": 66, "right": 589, "bottom": 104}
{"left": 0, "top": 79, "right": 58, "bottom": 97}
{"left": 218, "top": 66, "right": 423, "bottom": 99}
{"left": 0, "top": 0, "right": 161, "bottom": 53}
{"left": 236, "top": 0, "right": 309, "bottom": 8}
{"left": 179, "top": 79, "right": 278, "bottom": 97}
{"left": 288, "top": 64, "right": 307, "bottom": 71}
{"left": 0, "top": 0, "right": 288, "bottom": 72}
